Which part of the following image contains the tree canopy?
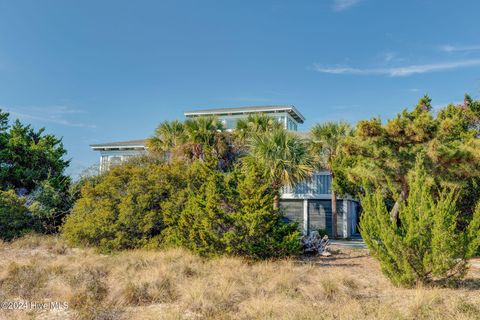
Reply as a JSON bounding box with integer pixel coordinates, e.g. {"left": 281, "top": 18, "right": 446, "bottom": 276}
{"left": 246, "top": 129, "right": 314, "bottom": 209}
{"left": 342, "top": 95, "right": 480, "bottom": 220}
{"left": 360, "top": 156, "right": 480, "bottom": 287}
{"left": 0, "top": 109, "right": 71, "bottom": 237}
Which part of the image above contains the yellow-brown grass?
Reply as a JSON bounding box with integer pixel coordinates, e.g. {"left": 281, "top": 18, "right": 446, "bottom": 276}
{"left": 0, "top": 234, "right": 479, "bottom": 320}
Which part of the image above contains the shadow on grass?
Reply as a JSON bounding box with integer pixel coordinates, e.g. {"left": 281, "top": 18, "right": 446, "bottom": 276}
{"left": 434, "top": 278, "right": 480, "bottom": 291}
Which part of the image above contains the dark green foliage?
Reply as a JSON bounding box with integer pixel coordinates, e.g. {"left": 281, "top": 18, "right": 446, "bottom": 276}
{"left": 0, "top": 190, "right": 31, "bottom": 240}
{"left": 0, "top": 109, "right": 71, "bottom": 238}
{"left": 360, "top": 157, "right": 480, "bottom": 287}
{"left": 162, "top": 160, "right": 301, "bottom": 258}
{"left": 65, "top": 157, "right": 301, "bottom": 258}
{"left": 163, "top": 161, "right": 233, "bottom": 255}
{"left": 225, "top": 163, "right": 302, "bottom": 259}
{"left": 62, "top": 158, "right": 188, "bottom": 252}
{"left": 344, "top": 95, "right": 480, "bottom": 222}
{"left": 0, "top": 117, "right": 70, "bottom": 192}
{"left": 29, "top": 178, "right": 72, "bottom": 233}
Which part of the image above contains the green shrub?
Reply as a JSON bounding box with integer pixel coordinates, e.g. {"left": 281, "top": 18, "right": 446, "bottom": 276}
{"left": 63, "top": 154, "right": 301, "bottom": 259}
{"left": 0, "top": 110, "right": 72, "bottom": 234}
{"left": 62, "top": 159, "right": 187, "bottom": 251}
{"left": 163, "top": 160, "right": 301, "bottom": 258}
{"left": 360, "top": 157, "right": 480, "bottom": 287}
{"left": 164, "top": 161, "right": 233, "bottom": 256}
{"left": 225, "top": 162, "right": 301, "bottom": 259}
{"left": 0, "top": 190, "right": 32, "bottom": 240}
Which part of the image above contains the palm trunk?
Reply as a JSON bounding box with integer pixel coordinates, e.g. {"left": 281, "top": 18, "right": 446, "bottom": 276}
{"left": 332, "top": 188, "right": 338, "bottom": 238}
{"left": 273, "top": 193, "right": 280, "bottom": 211}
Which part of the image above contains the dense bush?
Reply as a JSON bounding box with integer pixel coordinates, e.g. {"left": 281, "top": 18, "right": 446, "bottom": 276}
{"left": 162, "top": 161, "right": 233, "bottom": 255}
{"left": 63, "top": 155, "right": 301, "bottom": 258}
{"left": 62, "top": 158, "right": 187, "bottom": 251}
{"left": 225, "top": 162, "right": 302, "bottom": 258}
{"left": 163, "top": 161, "right": 301, "bottom": 258}
{"left": 360, "top": 157, "right": 480, "bottom": 287}
{"left": 0, "top": 190, "right": 32, "bottom": 240}
{"left": 0, "top": 109, "right": 72, "bottom": 238}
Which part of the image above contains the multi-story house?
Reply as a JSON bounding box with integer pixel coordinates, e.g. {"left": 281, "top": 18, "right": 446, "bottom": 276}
{"left": 90, "top": 105, "right": 360, "bottom": 238}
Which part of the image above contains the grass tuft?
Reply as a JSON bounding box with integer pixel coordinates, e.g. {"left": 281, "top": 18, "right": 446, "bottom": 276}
{"left": 0, "top": 235, "right": 478, "bottom": 320}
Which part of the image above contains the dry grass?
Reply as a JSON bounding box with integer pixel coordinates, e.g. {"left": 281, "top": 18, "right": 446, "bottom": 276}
{"left": 0, "top": 234, "right": 479, "bottom": 320}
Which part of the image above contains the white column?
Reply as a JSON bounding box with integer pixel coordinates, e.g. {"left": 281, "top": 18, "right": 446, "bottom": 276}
{"left": 303, "top": 199, "right": 309, "bottom": 235}
{"left": 343, "top": 200, "right": 349, "bottom": 238}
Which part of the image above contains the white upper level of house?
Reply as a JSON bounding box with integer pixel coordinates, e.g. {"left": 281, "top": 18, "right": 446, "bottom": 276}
{"left": 184, "top": 105, "right": 305, "bottom": 131}
{"left": 90, "top": 105, "right": 307, "bottom": 172}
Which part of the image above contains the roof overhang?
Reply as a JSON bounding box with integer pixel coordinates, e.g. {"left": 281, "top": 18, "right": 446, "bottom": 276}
{"left": 90, "top": 139, "right": 147, "bottom": 151}
{"left": 184, "top": 105, "right": 305, "bottom": 124}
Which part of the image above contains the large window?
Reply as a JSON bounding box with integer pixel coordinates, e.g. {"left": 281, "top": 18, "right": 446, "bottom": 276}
{"left": 275, "top": 116, "right": 286, "bottom": 127}
{"left": 221, "top": 118, "right": 238, "bottom": 130}
{"left": 287, "top": 118, "right": 298, "bottom": 131}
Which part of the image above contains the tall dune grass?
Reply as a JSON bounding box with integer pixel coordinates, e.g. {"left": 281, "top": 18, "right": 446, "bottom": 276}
{"left": 0, "top": 234, "right": 478, "bottom": 320}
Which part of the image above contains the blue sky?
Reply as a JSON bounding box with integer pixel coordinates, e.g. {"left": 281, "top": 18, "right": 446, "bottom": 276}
{"left": 1, "top": 0, "right": 479, "bottom": 177}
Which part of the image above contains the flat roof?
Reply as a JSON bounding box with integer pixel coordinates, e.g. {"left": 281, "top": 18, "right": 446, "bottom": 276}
{"left": 90, "top": 139, "right": 147, "bottom": 150}
{"left": 184, "top": 105, "right": 305, "bottom": 124}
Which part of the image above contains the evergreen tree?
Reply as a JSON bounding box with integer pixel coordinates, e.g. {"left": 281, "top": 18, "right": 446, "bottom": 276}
{"left": 169, "top": 161, "right": 233, "bottom": 256}
{"left": 344, "top": 95, "right": 480, "bottom": 221}
{"left": 0, "top": 118, "right": 70, "bottom": 192}
{"left": 162, "top": 159, "right": 302, "bottom": 258}
{"left": 225, "top": 162, "right": 302, "bottom": 259}
{"left": 0, "top": 109, "right": 71, "bottom": 236}
{"left": 360, "top": 156, "right": 480, "bottom": 287}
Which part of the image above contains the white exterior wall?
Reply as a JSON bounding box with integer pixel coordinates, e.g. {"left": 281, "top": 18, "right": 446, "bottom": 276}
{"left": 98, "top": 149, "right": 147, "bottom": 172}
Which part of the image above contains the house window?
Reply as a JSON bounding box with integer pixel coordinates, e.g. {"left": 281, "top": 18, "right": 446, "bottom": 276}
{"left": 225, "top": 118, "right": 237, "bottom": 129}
{"left": 286, "top": 118, "right": 297, "bottom": 131}
{"left": 109, "top": 156, "right": 122, "bottom": 168}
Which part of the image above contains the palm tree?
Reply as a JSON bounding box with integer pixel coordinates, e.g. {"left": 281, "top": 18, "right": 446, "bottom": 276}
{"left": 235, "top": 114, "right": 283, "bottom": 144}
{"left": 310, "top": 122, "right": 353, "bottom": 238}
{"left": 184, "top": 116, "right": 224, "bottom": 146}
{"left": 248, "top": 129, "right": 314, "bottom": 210}
{"left": 183, "top": 116, "right": 227, "bottom": 161}
{"left": 147, "top": 120, "right": 187, "bottom": 160}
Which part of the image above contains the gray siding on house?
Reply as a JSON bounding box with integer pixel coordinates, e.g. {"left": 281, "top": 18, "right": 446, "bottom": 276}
{"left": 280, "top": 200, "right": 304, "bottom": 226}
{"left": 307, "top": 200, "right": 344, "bottom": 236}
{"left": 282, "top": 173, "right": 331, "bottom": 196}
{"left": 281, "top": 199, "right": 355, "bottom": 237}
{"left": 308, "top": 200, "right": 330, "bottom": 233}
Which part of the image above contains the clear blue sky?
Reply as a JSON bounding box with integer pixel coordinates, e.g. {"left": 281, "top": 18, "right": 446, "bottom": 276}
{"left": 1, "top": 0, "right": 479, "bottom": 177}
